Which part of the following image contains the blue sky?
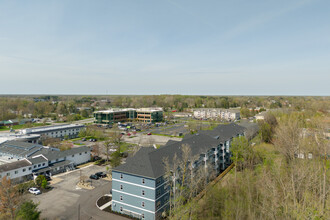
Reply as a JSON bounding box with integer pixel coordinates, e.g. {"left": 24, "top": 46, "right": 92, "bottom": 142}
{"left": 0, "top": 0, "right": 329, "bottom": 95}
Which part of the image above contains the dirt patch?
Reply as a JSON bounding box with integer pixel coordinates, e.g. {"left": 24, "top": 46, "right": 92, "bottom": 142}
{"left": 49, "top": 177, "right": 63, "bottom": 185}
{"left": 76, "top": 181, "right": 95, "bottom": 190}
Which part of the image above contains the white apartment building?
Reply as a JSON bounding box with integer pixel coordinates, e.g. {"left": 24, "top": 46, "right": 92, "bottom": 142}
{"left": 193, "top": 108, "right": 240, "bottom": 121}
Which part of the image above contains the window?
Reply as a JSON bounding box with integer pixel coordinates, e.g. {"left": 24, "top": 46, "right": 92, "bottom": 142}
{"left": 23, "top": 169, "right": 26, "bottom": 172}
{"left": 15, "top": 171, "right": 18, "bottom": 174}
{"left": 156, "top": 178, "right": 161, "bottom": 185}
{"left": 38, "top": 164, "right": 41, "bottom": 167}
{"left": 142, "top": 190, "right": 145, "bottom": 196}
{"left": 72, "top": 155, "right": 75, "bottom": 157}
{"left": 120, "top": 207, "right": 123, "bottom": 212}
{"left": 120, "top": 196, "right": 123, "bottom": 201}
{"left": 120, "top": 174, "right": 123, "bottom": 179}
{"left": 156, "top": 201, "right": 161, "bottom": 209}
{"left": 29, "top": 167, "right": 32, "bottom": 170}
{"left": 42, "top": 163, "right": 45, "bottom": 166}
{"left": 157, "top": 190, "right": 161, "bottom": 197}
{"left": 142, "top": 214, "right": 144, "bottom": 219}
{"left": 34, "top": 165, "right": 36, "bottom": 168}
{"left": 141, "top": 202, "right": 145, "bottom": 207}
{"left": 85, "top": 152, "right": 87, "bottom": 154}
{"left": 142, "top": 178, "right": 145, "bottom": 184}
{"left": 7, "top": 173, "right": 10, "bottom": 176}
{"left": 120, "top": 185, "right": 123, "bottom": 190}
{"left": 56, "top": 159, "right": 59, "bottom": 162}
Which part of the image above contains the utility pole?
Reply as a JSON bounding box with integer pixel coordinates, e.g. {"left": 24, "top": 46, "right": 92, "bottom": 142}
{"left": 78, "top": 203, "right": 80, "bottom": 220}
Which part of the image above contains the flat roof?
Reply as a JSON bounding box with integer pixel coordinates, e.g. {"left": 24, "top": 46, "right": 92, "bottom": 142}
{"left": 23, "top": 124, "right": 85, "bottom": 134}
{"left": 94, "top": 108, "right": 163, "bottom": 114}
{"left": 0, "top": 133, "right": 40, "bottom": 144}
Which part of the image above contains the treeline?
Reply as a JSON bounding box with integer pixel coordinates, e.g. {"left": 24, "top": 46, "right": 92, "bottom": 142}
{"left": 0, "top": 95, "right": 329, "bottom": 121}
{"left": 188, "top": 113, "right": 330, "bottom": 219}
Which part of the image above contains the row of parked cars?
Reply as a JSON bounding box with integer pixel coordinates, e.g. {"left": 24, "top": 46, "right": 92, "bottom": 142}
{"left": 90, "top": 172, "right": 107, "bottom": 180}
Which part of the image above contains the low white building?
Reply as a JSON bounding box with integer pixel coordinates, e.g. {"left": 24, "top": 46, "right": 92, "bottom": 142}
{"left": 0, "top": 141, "right": 91, "bottom": 180}
{"left": 0, "top": 159, "right": 32, "bottom": 183}
{"left": 22, "top": 124, "right": 85, "bottom": 140}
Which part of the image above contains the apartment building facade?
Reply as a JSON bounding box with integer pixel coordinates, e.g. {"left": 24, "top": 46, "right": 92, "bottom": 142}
{"left": 112, "top": 123, "right": 245, "bottom": 220}
{"left": 193, "top": 108, "right": 240, "bottom": 121}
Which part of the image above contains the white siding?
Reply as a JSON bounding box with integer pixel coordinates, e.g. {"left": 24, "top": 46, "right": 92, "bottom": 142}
{"left": 66, "top": 151, "right": 90, "bottom": 165}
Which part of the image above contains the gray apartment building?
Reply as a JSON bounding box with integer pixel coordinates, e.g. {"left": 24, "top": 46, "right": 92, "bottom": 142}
{"left": 111, "top": 123, "right": 246, "bottom": 220}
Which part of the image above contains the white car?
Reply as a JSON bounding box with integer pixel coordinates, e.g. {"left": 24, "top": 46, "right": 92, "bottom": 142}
{"left": 29, "top": 187, "right": 41, "bottom": 195}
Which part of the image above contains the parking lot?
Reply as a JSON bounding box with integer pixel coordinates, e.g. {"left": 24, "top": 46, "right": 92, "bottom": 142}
{"left": 29, "top": 164, "right": 127, "bottom": 220}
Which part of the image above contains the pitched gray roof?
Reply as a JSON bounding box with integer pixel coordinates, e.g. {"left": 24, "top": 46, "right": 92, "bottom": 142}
{"left": 0, "top": 141, "right": 43, "bottom": 158}
{"left": 113, "top": 123, "right": 246, "bottom": 179}
{"left": 29, "top": 146, "right": 91, "bottom": 161}
{"left": 197, "top": 123, "right": 246, "bottom": 141}
{"left": 0, "top": 160, "right": 31, "bottom": 173}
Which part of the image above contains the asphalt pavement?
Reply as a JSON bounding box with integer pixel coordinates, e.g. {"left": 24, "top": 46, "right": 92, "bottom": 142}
{"left": 30, "top": 165, "right": 127, "bottom": 220}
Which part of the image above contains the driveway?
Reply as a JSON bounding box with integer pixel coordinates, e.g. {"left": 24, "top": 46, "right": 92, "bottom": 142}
{"left": 30, "top": 165, "right": 127, "bottom": 220}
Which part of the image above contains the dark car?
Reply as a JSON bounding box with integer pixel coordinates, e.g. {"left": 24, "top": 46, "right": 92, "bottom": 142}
{"left": 90, "top": 174, "right": 100, "bottom": 180}
{"left": 95, "top": 172, "right": 107, "bottom": 178}
{"left": 45, "top": 175, "right": 51, "bottom": 181}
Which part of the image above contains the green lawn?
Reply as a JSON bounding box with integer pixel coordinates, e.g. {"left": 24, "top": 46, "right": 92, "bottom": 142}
{"left": 0, "top": 123, "right": 50, "bottom": 131}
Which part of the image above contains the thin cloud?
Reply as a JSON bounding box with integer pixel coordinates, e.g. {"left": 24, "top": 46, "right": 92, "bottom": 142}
{"left": 221, "top": 0, "right": 314, "bottom": 40}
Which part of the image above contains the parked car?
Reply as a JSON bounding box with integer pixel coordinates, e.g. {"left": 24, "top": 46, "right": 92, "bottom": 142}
{"left": 147, "top": 133, "right": 152, "bottom": 135}
{"left": 82, "top": 138, "right": 86, "bottom": 141}
{"left": 90, "top": 174, "right": 100, "bottom": 180}
{"left": 95, "top": 172, "right": 107, "bottom": 178}
{"left": 93, "top": 155, "right": 101, "bottom": 161}
{"left": 45, "top": 175, "right": 51, "bottom": 181}
{"left": 29, "top": 187, "right": 41, "bottom": 195}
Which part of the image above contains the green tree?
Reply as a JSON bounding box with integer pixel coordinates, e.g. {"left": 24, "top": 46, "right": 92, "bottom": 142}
{"left": 35, "top": 175, "right": 47, "bottom": 189}
{"left": 231, "top": 136, "right": 249, "bottom": 181}
{"left": 15, "top": 200, "right": 40, "bottom": 220}
{"left": 260, "top": 122, "right": 272, "bottom": 143}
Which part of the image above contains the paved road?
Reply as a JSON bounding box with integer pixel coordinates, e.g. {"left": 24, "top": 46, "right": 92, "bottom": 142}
{"left": 30, "top": 165, "right": 127, "bottom": 220}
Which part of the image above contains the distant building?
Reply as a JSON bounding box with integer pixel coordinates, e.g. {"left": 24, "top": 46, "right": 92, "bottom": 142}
{"left": 21, "top": 124, "right": 85, "bottom": 140}
{"left": 136, "top": 108, "right": 163, "bottom": 123}
{"left": 193, "top": 108, "right": 240, "bottom": 121}
{"left": 0, "top": 118, "right": 33, "bottom": 127}
{"left": 94, "top": 108, "right": 163, "bottom": 124}
{"left": 255, "top": 111, "right": 267, "bottom": 121}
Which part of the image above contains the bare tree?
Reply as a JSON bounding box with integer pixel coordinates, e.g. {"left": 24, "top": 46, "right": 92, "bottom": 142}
{"left": 0, "top": 177, "right": 20, "bottom": 220}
